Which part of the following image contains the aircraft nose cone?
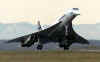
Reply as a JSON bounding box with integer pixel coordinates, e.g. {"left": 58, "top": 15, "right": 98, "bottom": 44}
{"left": 72, "top": 8, "right": 79, "bottom": 10}
{"left": 64, "top": 8, "right": 80, "bottom": 15}
{"left": 72, "top": 8, "right": 80, "bottom": 15}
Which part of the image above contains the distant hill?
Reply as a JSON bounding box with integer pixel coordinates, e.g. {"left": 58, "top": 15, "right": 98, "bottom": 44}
{"left": 0, "top": 22, "right": 100, "bottom": 40}
{"left": 73, "top": 23, "right": 100, "bottom": 40}
{"left": 0, "top": 40, "right": 100, "bottom": 51}
{"left": 0, "top": 22, "right": 38, "bottom": 39}
{"left": 0, "top": 22, "right": 100, "bottom": 50}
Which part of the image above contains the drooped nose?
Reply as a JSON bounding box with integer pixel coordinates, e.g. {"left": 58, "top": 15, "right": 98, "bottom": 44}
{"left": 73, "top": 8, "right": 79, "bottom": 10}
{"left": 64, "top": 8, "right": 80, "bottom": 15}
{"left": 72, "top": 8, "right": 80, "bottom": 15}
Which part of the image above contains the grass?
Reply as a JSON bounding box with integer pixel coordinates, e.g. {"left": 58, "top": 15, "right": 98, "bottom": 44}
{"left": 0, "top": 51, "right": 100, "bottom": 62}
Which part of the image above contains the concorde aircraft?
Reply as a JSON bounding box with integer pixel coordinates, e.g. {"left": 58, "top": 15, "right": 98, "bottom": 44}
{"left": 6, "top": 8, "right": 89, "bottom": 50}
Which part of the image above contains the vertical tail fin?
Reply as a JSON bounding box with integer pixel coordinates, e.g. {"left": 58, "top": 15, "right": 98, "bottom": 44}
{"left": 37, "top": 17, "right": 42, "bottom": 31}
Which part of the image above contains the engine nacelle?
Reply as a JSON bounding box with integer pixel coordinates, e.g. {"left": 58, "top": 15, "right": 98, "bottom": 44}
{"left": 21, "top": 34, "right": 38, "bottom": 47}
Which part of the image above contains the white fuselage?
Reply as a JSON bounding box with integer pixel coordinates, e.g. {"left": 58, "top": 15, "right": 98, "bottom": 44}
{"left": 58, "top": 8, "right": 80, "bottom": 27}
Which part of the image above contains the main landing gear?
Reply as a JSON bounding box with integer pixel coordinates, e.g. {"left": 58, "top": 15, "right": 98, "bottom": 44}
{"left": 37, "top": 44, "right": 43, "bottom": 50}
{"left": 59, "top": 42, "right": 72, "bottom": 50}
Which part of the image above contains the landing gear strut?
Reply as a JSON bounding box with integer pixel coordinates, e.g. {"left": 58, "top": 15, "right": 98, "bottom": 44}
{"left": 63, "top": 45, "right": 69, "bottom": 50}
{"left": 59, "top": 41, "right": 72, "bottom": 50}
{"left": 63, "top": 42, "right": 72, "bottom": 50}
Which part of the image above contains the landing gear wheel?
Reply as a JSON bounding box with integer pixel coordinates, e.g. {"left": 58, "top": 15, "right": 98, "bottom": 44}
{"left": 37, "top": 45, "right": 43, "bottom": 50}
{"left": 63, "top": 45, "right": 69, "bottom": 50}
{"left": 26, "top": 44, "right": 32, "bottom": 47}
{"left": 64, "top": 47, "right": 69, "bottom": 50}
{"left": 59, "top": 44, "right": 64, "bottom": 48}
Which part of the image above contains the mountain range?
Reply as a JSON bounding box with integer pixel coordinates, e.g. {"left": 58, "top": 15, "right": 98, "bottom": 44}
{"left": 0, "top": 22, "right": 100, "bottom": 50}
{"left": 0, "top": 22, "right": 100, "bottom": 40}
